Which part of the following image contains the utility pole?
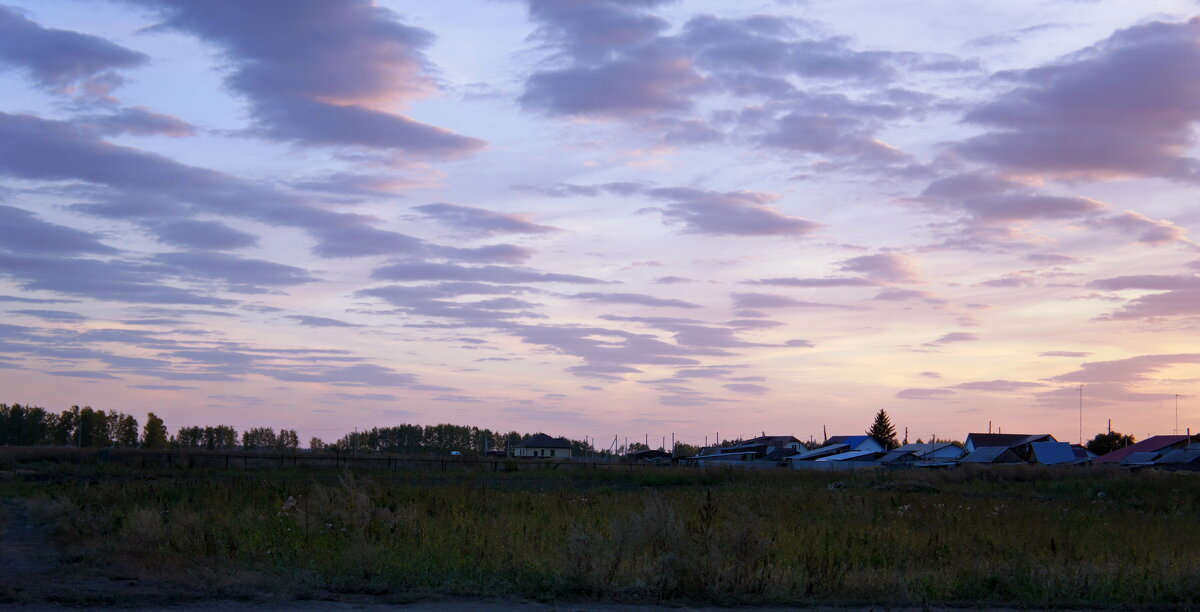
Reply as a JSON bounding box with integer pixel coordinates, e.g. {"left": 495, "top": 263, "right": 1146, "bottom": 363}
{"left": 1079, "top": 384, "right": 1083, "bottom": 445}
{"left": 671, "top": 433, "right": 674, "bottom": 452}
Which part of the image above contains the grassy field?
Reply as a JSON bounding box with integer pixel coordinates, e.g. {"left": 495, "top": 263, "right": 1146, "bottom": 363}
{"left": 2, "top": 459, "right": 1199, "bottom": 608}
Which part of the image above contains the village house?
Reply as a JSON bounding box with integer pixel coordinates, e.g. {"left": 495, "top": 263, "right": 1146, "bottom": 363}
{"left": 512, "top": 433, "right": 572, "bottom": 458}
{"left": 894, "top": 442, "right": 965, "bottom": 461}
{"left": 963, "top": 433, "right": 1055, "bottom": 461}
{"left": 1093, "top": 434, "right": 1200, "bottom": 464}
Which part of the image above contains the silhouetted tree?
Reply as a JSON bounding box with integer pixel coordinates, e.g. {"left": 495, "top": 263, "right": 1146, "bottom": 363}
{"left": 866, "top": 409, "right": 900, "bottom": 450}
{"left": 1087, "top": 431, "right": 1135, "bottom": 456}
{"left": 142, "top": 413, "right": 169, "bottom": 449}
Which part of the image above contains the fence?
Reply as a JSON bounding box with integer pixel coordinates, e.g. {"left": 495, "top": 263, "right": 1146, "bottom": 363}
{"left": 85, "top": 448, "right": 673, "bottom": 472}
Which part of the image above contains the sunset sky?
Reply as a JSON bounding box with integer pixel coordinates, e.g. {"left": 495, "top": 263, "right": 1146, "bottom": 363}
{"left": 1, "top": 0, "right": 1199, "bottom": 448}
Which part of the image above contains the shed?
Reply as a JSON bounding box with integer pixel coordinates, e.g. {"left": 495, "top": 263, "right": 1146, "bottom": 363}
{"left": 513, "top": 433, "right": 572, "bottom": 458}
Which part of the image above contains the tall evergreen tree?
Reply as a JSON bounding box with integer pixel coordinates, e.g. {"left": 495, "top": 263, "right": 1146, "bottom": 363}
{"left": 866, "top": 409, "right": 900, "bottom": 450}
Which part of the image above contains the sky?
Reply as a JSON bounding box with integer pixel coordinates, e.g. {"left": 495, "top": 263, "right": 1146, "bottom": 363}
{"left": 1, "top": 0, "right": 1199, "bottom": 448}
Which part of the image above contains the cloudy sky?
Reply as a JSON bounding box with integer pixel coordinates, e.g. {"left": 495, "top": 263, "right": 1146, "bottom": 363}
{"left": 1, "top": 0, "right": 1199, "bottom": 447}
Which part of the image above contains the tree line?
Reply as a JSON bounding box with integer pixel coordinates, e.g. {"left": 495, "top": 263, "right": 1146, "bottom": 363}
{"left": 0, "top": 403, "right": 300, "bottom": 451}
{"left": 0, "top": 403, "right": 603, "bottom": 456}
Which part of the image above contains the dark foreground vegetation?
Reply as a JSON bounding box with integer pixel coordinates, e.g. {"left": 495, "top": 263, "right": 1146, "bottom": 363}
{"left": 2, "top": 456, "right": 1199, "bottom": 608}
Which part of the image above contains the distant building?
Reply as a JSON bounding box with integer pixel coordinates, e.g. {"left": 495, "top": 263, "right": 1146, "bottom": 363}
{"left": 895, "top": 442, "right": 964, "bottom": 460}
{"left": 512, "top": 433, "right": 572, "bottom": 458}
{"left": 1094, "top": 435, "right": 1200, "bottom": 464}
{"left": 824, "top": 435, "right": 886, "bottom": 453}
{"left": 684, "top": 435, "right": 802, "bottom": 465}
{"left": 963, "top": 433, "right": 1055, "bottom": 460}
{"left": 628, "top": 448, "right": 671, "bottom": 461}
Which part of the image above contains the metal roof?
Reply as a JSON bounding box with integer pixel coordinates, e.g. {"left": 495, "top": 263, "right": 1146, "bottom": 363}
{"left": 1095, "top": 435, "right": 1200, "bottom": 463}
{"left": 1120, "top": 451, "right": 1162, "bottom": 466}
{"left": 966, "top": 433, "right": 1053, "bottom": 449}
{"left": 826, "top": 435, "right": 874, "bottom": 448}
{"left": 878, "top": 450, "right": 917, "bottom": 463}
{"left": 817, "top": 449, "right": 882, "bottom": 462}
{"left": 1155, "top": 449, "right": 1200, "bottom": 465}
{"left": 960, "top": 446, "right": 1020, "bottom": 463}
{"left": 1031, "top": 441, "right": 1077, "bottom": 465}
{"left": 788, "top": 443, "right": 848, "bottom": 460}
{"left": 896, "top": 442, "right": 962, "bottom": 457}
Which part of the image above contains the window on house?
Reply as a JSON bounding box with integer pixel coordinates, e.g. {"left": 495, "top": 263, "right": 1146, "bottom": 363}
{"left": 550, "top": 449, "right": 555, "bottom": 457}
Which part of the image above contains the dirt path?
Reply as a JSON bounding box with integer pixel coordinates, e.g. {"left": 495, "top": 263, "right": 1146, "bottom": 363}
{"left": 0, "top": 501, "right": 57, "bottom": 580}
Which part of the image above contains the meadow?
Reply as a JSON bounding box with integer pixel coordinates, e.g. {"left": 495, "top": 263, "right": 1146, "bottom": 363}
{"left": 2, "top": 456, "right": 1199, "bottom": 608}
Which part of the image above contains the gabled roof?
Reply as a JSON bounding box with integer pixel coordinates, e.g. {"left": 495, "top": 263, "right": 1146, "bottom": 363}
{"left": 743, "top": 435, "right": 800, "bottom": 446}
{"left": 878, "top": 450, "right": 918, "bottom": 463}
{"left": 1030, "top": 441, "right": 1079, "bottom": 465}
{"left": 826, "top": 435, "right": 878, "bottom": 449}
{"left": 965, "top": 433, "right": 1053, "bottom": 449}
{"left": 763, "top": 448, "right": 799, "bottom": 461}
{"left": 1120, "top": 451, "right": 1162, "bottom": 466}
{"left": 1155, "top": 449, "right": 1200, "bottom": 465}
{"left": 515, "top": 433, "right": 572, "bottom": 449}
{"left": 1095, "top": 435, "right": 1200, "bottom": 464}
{"left": 960, "top": 446, "right": 1021, "bottom": 463}
{"left": 787, "top": 443, "right": 847, "bottom": 461}
{"left": 895, "top": 442, "right": 962, "bottom": 457}
{"left": 817, "top": 449, "right": 882, "bottom": 462}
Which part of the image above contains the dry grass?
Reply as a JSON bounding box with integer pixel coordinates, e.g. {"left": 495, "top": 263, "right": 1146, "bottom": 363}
{"left": 4, "top": 462, "right": 1200, "bottom": 607}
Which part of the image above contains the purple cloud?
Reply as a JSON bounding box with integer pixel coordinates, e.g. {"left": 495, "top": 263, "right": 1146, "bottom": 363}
{"left": 645, "top": 187, "right": 821, "bottom": 236}
{"left": 572, "top": 292, "right": 701, "bottom": 309}
{"left": 837, "top": 253, "right": 920, "bottom": 283}
{"left": 147, "top": 220, "right": 258, "bottom": 250}
{"left": 0, "top": 5, "right": 146, "bottom": 98}
{"left": 957, "top": 18, "right": 1200, "bottom": 182}
{"left": 77, "top": 107, "right": 195, "bottom": 137}
{"left": 1051, "top": 354, "right": 1200, "bottom": 384}
{"left": 930, "top": 332, "right": 978, "bottom": 344}
{"left": 951, "top": 380, "right": 1047, "bottom": 392}
{"left": 8, "top": 309, "right": 87, "bottom": 322}
{"left": 1091, "top": 275, "right": 1200, "bottom": 291}
{"left": 519, "top": 0, "right": 704, "bottom": 117}
{"left": 723, "top": 383, "right": 768, "bottom": 394}
{"left": 1098, "top": 289, "right": 1200, "bottom": 321}
{"left": 731, "top": 292, "right": 855, "bottom": 310}
{"left": 137, "top": 0, "right": 484, "bottom": 158}
{"left": 414, "top": 203, "right": 560, "bottom": 236}
{"left": 285, "top": 315, "right": 363, "bottom": 328}
{"left": 1040, "top": 351, "right": 1091, "bottom": 358}
{"left": 747, "top": 276, "right": 875, "bottom": 287}
{"left": 0, "top": 252, "right": 235, "bottom": 305}
{"left": 0, "top": 205, "right": 116, "bottom": 255}
{"left": 896, "top": 388, "right": 955, "bottom": 400}
{"left": 370, "top": 262, "right": 607, "bottom": 284}
{"left": 655, "top": 275, "right": 696, "bottom": 284}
